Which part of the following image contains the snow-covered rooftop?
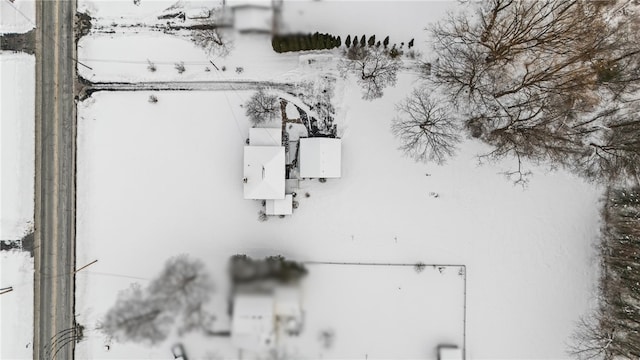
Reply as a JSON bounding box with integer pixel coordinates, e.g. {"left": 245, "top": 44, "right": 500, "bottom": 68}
{"left": 265, "top": 194, "right": 293, "bottom": 215}
{"left": 299, "top": 137, "right": 341, "bottom": 178}
{"left": 233, "top": 5, "right": 271, "bottom": 33}
{"left": 243, "top": 146, "right": 285, "bottom": 199}
{"left": 231, "top": 294, "right": 275, "bottom": 352}
{"left": 249, "top": 127, "right": 282, "bottom": 146}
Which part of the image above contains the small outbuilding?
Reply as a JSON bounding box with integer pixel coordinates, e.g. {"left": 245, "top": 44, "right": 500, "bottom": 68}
{"left": 299, "top": 138, "right": 342, "bottom": 178}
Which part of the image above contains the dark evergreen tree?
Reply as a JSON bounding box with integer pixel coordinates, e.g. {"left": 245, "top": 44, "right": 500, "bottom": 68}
{"left": 345, "top": 34, "right": 351, "bottom": 47}
{"left": 383, "top": 36, "right": 390, "bottom": 48}
{"left": 360, "top": 34, "right": 366, "bottom": 47}
{"left": 408, "top": 38, "right": 414, "bottom": 48}
{"left": 368, "top": 35, "right": 375, "bottom": 47}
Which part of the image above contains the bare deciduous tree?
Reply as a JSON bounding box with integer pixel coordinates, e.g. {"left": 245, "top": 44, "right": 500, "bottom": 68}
{"left": 101, "top": 283, "right": 174, "bottom": 345}
{"left": 101, "top": 255, "right": 214, "bottom": 344}
{"left": 427, "top": 0, "right": 640, "bottom": 182}
{"left": 245, "top": 88, "right": 280, "bottom": 125}
{"left": 191, "top": 26, "right": 233, "bottom": 58}
{"left": 148, "top": 254, "right": 213, "bottom": 312}
{"left": 339, "top": 47, "right": 400, "bottom": 100}
{"left": 568, "top": 312, "right": 615, "bottom": 360}
{"left": 391, "top": 87, "right": 460, "bottom": 164}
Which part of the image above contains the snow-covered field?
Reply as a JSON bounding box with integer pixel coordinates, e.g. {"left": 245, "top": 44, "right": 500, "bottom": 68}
{"left": 75, "top": 1, "right": 603, "bottom": 359}
{"left": 0, "top": 0, "right": 35, "bottom": 34}
{"left": 0, "top": 251, "right": 34, "bottom": 359}
{"left": 76, "top": 79, "right": 601, "bottom": 359}
{"left": 1, "top": 52, "right": 35, "bottom": 241}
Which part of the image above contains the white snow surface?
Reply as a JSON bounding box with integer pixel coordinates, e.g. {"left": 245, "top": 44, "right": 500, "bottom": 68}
{"left": 76, "top": 79, "right": 602, "bottom": 359}
{"left": 0, "top": 0, "right": 35, "bottom": 34}
{"left": 75, "top": 1, "right": 602, "bottom": 359}
{"left": 0, "top": 251, "right": 34, "bottom": 360}
{"left": 1, "top": 52, "right": 34, "bottom": 240}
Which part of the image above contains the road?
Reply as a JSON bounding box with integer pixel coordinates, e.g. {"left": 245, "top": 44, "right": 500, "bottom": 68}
{"left": 34, "top": 0, "right": 78, "bottom": 359}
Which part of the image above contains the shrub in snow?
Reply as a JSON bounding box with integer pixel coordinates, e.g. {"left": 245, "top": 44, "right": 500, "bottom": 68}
{"left": 221, "top": 65, "right": 226, "bottom": 71}
{"left": 204, "top": 67, "right": 210, "bottom": 72}
{"left": 258, "top": 210, "right": 268, "bottom": 222}
{"left": 414, "top": 262, "right": 426, "bottom": 273}
{"left": 318, "top": 178, "right": 326, "bottom": 183}
{"left": 305, "top": 192, "right": 310, "bottom": 198}
{"left": 175, "top": 62, "right": 185, "bottom": 74}
{"left": 147, "top": 60, "right": 157, "bottom": 72}
{"left": 148, "top": 94, "right": 158, "bottom": 103}
{"left": 235, "top": 66, "right": 244, "bottom": 74}
{"left": 318, "top": 329, "right": 335, "bottom": 349}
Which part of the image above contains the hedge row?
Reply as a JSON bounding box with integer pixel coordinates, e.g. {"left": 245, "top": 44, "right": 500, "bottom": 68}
{"left": 272, "top": 32, "right": 341, "bottom": 53}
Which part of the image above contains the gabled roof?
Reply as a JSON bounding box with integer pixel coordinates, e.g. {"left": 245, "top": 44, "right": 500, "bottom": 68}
{"left": 299, "top": 137, "right": 342, "bottom": 178}
{"left": 243, "top": 146, "right": 285, "bottom": 199}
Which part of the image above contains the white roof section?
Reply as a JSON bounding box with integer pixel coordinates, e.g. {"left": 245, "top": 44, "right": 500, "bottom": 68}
{"left": 249, "top": 127, "right": 282, "bottom": 146}
{"left": 243, "top": 146, "right": 285, "bottom": 200}
{"left": 299, "top": 138, "right": 342, "bottom": 178}
{"left": 438, "top": 347, "right": 463, "bottom": 360}
{"left": 232, "top": 5, "right": 271, "bottom": 33}
{"left": 274, "top": 286, "right": 302, "bottom": 318}
{"left": 231, "top": 294, "right": 275, "bottom": 352}
{"left": 265, "top": 194, "right": 293, "bottom": 215}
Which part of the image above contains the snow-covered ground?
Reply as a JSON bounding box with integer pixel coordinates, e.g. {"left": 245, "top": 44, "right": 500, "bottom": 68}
{"left": 0, "top": 251, "right": 34, "bottom": 359}
{"left": 1, "top": 52, "right": 35, "bottom": 241}
{"left": 78, "top": 32, "right": 301, "bottom": 83}
{"left": 0, "top": 0, "right": 35, "bottom": 34}
{"left": 75, "top": 1, "right": 603, "bottom": 359}
{"left": 76, "top": 78, "right": 602, "bottom": 359}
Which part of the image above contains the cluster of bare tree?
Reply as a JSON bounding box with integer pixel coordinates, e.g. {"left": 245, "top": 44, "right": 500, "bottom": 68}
{"left": 569, "top": 187, "right": 640, "bottom": 359}
{"left": 394, "top": 0, "right": 640, "bottom": 183}
{"left": 101, "top": 255, "right": 214, "bottom": 344}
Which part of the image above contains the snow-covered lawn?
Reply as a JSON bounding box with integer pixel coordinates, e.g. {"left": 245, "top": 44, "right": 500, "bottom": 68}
{"left": 284, "top": 263, "right": 465, "bottom": 360}
{"left": 0, "top": 0, "right": 35, "bottom": 34}
{"left": 0, "top": 251, "right": 34, "bottom": 359}
{"left": 75, "top": 1, "right": 602, "bottom": 359}
{"left": 76, "top": 73, "right": 601, "bottom": 359}
{"left": 1, "top": 52, "right": 35, "bottom": 240}
{"left": 78, "top": 32, "right": 301, "bottom": 83}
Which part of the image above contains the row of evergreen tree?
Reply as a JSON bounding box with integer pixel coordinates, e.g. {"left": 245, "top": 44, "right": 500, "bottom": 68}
{"left": 344, "top": 34, "right": 414, "bottom": 49}
{"left": 272, "top": 32, "right": 342, "bottom": 53}
{"left": 271, "top": 32, "right": 415, "bottom": 54}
